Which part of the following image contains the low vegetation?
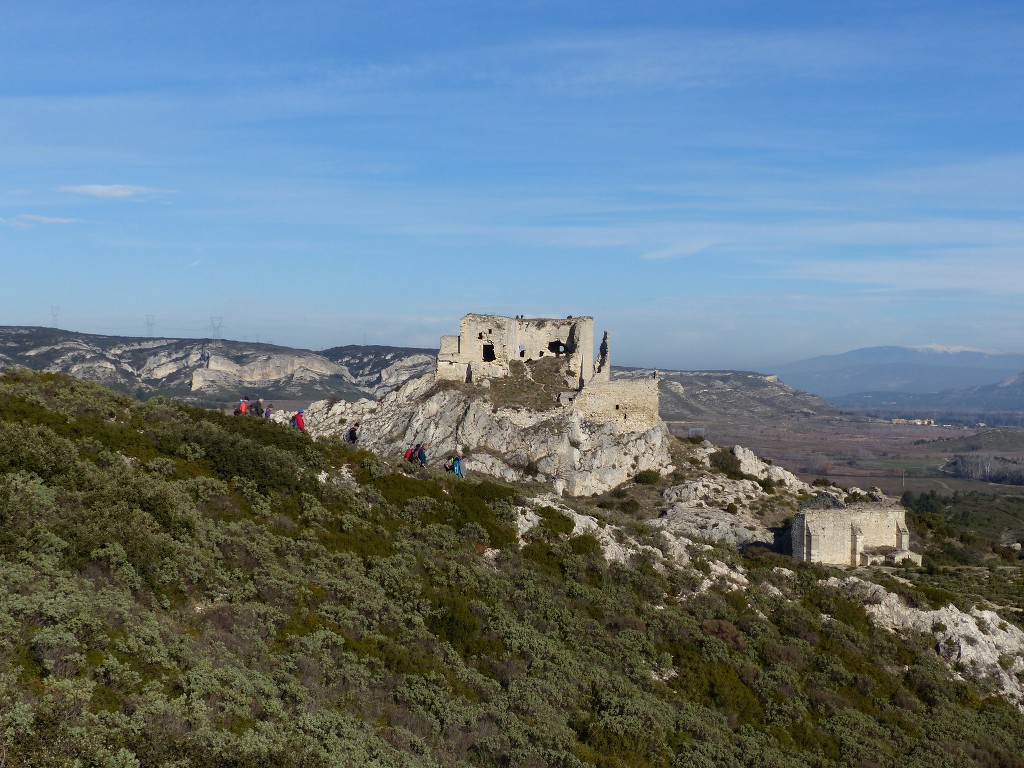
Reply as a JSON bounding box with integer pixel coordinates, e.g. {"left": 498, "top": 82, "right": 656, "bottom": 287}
{"left": 485, "top": 358, "right": 567, "bottom": 411}
{"left": 2, "top": 371, "right": 1024, "bottom": 767}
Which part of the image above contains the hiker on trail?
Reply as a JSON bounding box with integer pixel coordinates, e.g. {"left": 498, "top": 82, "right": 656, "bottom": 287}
{"left": 251, "top": 398, "right": 265, "bottom": 418}
{"left": 264, "top": 403, "right": 274, "bottom": 419}
{"left": 234, "top": 397, "right": 249, "bottom": 416}
{"left": 344, "top": 423, "right": 360, "bottom": 444}
{"left": 444, "top": 454, "right": 464, "bottom": 477}
{"left": 404, "top": 444, "right": 420, "bottom": 463}
{"left": 292, "top": 409, "right": 306, "bottom": 431}
{"left": 416, "top": 443, "right": 428, "bottom": 467}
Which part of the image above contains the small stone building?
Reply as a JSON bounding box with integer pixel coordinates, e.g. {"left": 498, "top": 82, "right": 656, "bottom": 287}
{"left": 792, "top": 504, "right": 922, "bottom": 567}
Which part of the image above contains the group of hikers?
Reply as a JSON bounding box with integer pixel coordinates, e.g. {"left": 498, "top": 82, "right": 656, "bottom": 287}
{"left": 232, "top": 395, "right": 460, "bottom": 473}
{"left": 402, "top": 442, "right": 465, "bottom": 476}
{"left": 231, "top": 398, "right": 368, "bottom": 442}
{"left": 233, "top": 396, "right": 274, "bottom": 419}
{"left": 233, "top": 396, "right": 306, "bottom": 431}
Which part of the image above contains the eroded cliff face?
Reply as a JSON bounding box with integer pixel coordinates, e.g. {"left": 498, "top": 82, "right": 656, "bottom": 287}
{"left": 305, "top": 374, "right": 674, "bottom": 496}
{"left": 0, "top": 327, "right": 435, "bottom": 404}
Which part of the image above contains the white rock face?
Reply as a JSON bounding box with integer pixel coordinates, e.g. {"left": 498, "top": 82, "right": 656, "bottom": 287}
{"left": 305, "top": 374, "right": 673, "bottom": 496}
{"left": 732, "top": 445, "right": 808, "bottom": 489}
{"left": 192, "top": 353, "right": 346, "bottom": 392}
{"left": 518, "top": 496, "right": 692, "bottom": 569}
{"left": 825, "top": 575, "right": 1024, "bottom": 706}
{"left": 649, "top": 443, "right": 814, "bottom": 548}
{"left": 653, "top": 495, "right": 774, "bottom": 547}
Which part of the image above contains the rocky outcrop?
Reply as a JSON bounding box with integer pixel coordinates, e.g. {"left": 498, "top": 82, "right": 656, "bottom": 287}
{"left": 825, "top": 576, "right": 1024, "bottom": 706}
{"left": 649, "top": 441, "right": 811, "bottom": 548}
{"left": 653, "top": 476, "right": 774, "bottom": 547}
{"left": 731, "top": 445, "right": 807, "bottom": 487}
{"left": 305, "top": 374, "right": 673, "bottom": 497}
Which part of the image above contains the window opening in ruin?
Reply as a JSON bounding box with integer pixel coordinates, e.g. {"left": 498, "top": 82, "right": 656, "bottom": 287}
{"left": 547, "top": 340, "right": 566, "bottom": 356}
{"left": 482, "top": 344, "right": 496, "bottom": 362}
{"left": 478, "top": 333, "right": 484, "bottom": 340}
{"left": 519, "top": 344, "right": 526, "bottom": 358}
{"left": 615, "top": 404, "right": 620, "bottom": 410}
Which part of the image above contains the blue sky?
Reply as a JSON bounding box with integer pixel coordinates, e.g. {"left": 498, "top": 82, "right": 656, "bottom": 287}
{"left": 2, "top": 1, "right": 1023, "bottom": 370}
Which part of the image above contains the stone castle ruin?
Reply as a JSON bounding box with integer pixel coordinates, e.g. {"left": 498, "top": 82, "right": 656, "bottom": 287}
{"left": 435, "top": 313, "right": 658, "bottom": 430}
{"left": 792, "top": 504, "right": 922, "bottom": 567}
{"left": 437, "top": 313, "right": 607, "bottom": 388}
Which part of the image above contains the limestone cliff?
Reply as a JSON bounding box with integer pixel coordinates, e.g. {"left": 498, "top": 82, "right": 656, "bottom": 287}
{"left": 0, "top": 327, "right": 435, "bottom": 405}
{"left": 305, "top": 374, "right": 674, "bottom": 496}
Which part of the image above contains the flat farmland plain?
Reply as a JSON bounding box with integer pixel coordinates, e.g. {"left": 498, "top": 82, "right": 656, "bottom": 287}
{"left": 669, "top": 417, "right": 1024, "bottom": 498}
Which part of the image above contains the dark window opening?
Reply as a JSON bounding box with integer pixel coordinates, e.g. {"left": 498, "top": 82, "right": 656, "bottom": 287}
{"left": 615, "top": 404, "right": 620, "bottom": 410}
{"left": 482, "top": 344, "right": 496, "bottom": 362}
{"left": 478, "top": 333, "right": 484, "bottom": 340}
{"left": 548, "top": 340, "right": 566, "bottom": 356}
{"left": 519, "top": 344, "right": 526, "bottom": 358}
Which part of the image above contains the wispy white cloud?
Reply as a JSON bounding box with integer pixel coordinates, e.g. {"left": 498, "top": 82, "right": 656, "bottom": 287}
{"left": 17, "top": 213, "right": 78, "bottom": 224}
{"left": 641, "top": 240, "right": 719, "bottom": 260}
{"left": 0, "top": 213, "right": 79, "bottom": 227}
{"left": 59, "top": 184, "right": 163, "bottom": 199}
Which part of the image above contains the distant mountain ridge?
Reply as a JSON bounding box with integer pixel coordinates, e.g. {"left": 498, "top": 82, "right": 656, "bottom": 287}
{"left": 775, "top": 345, "right": 1024, "bottom": 398}
{"left": 0, "top": 326, "right": 436, "bottom": 406}
{"left": 831, "top": 373, "right": 1024, "bottom": 416}
{"left": 0, "top": 326, "right": 838, "bottom": 425}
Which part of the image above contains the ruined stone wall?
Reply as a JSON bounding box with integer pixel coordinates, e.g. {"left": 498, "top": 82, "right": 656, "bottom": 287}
{"left": 791, "top": 515, "right": 809, "bottom": 560}
{"left": 573, "top": 378, "right": 659, "bottom": 430}
{"left": 592, "top": 331, "right": 611, "bottom": 384}
{"left": 439, "top": 335, "right": 460, "bottom": 356}
{"left": 459, "top": 315, "right": 518, "bottom": 368}
{"left": 436, "top": 335, "right": 467, "bottom": 381}
{"left": 436, "top": 313, "right": 597, "bottom": 388}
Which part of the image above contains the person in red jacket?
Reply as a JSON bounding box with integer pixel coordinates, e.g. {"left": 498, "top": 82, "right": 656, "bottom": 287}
{"left": 293, "top": 409, "right": 305, "bottom": 431}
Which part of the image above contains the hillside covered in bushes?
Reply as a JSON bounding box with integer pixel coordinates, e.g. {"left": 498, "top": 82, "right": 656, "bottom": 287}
{"left": 2, "top": 370, "right": 1024, "bottom": 767}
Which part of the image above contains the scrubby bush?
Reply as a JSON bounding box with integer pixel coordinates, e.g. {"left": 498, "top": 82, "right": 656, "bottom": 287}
{"left": 2, "top": 371, "right": 1024, "bottom": 767}
{"left": 634, "top": 469, "right": 661, "bottom": 485}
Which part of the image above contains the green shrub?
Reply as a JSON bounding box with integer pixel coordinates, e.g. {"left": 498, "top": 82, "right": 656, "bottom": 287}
{"left": 619, "top": 499, "right": 640, "bottom": 514}
{"left": 634, "top": 470, "right": 661, "bottom": 485}
{"left": 709, "top": 448, "right": 745, "bottom": 480}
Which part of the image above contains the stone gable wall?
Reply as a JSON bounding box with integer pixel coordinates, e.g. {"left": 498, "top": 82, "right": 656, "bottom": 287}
{"left": 573, "top": 378, "right": 660, "bottom": 430}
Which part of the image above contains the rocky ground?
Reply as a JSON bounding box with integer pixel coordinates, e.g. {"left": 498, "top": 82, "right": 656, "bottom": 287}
{"left": 304, "top": 372, "right": 673, "bottom": 496}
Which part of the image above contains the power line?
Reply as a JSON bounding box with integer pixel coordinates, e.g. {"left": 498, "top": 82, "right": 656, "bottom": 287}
{"left": 209, "top": 316, "right": 223, "bottom": 339}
